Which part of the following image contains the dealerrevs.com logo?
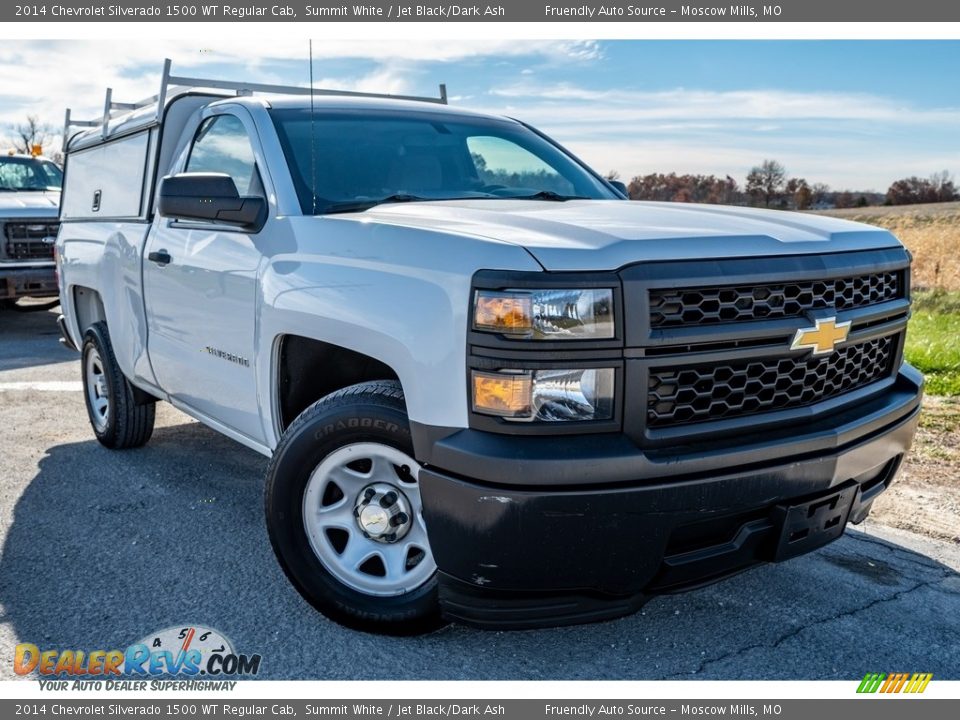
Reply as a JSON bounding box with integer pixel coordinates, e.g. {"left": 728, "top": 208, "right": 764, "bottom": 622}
{"left": 14, "top": 625, "right": 261, "bottom": 687}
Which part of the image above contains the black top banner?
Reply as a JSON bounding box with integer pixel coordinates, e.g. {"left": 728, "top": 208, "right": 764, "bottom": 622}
{"left": 7, "top": 0, "right": 960, "bottom": 22}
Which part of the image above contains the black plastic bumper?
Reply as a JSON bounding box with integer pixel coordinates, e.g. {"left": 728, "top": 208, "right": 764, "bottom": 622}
{"left": 418, "top": 366, "right": 923, "bottom": 629}
{"left": 0, "top": 265, "right": 57, "bottom": 300}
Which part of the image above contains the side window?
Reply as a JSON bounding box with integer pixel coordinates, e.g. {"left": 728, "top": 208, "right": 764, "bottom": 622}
{"left": 186, "top": 115, "right": 263, "bottom": 197}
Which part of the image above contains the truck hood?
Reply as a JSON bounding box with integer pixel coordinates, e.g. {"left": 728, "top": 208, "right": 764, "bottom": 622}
{"left": 0, "top": 191, "right": 60, "bottom": 215}
{"left": 348, "top": 200, "right": 901, "bottom": 271}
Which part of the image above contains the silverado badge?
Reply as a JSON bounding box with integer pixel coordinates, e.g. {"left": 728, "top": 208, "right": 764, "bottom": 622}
{"left": 790, "top": 317, "right": 851, "bottom": 356}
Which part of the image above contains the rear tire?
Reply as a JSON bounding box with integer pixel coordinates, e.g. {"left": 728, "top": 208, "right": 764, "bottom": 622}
{"left": 81, "top": 322, "right": 155, "bottom": 449}
{"left": 265, "top": 380, "right": 445, "bottom": 635}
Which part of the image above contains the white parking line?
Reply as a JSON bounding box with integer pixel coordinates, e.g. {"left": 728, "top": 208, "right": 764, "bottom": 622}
{"left": 0, "top": 381, "right": 83, "bottom": 392}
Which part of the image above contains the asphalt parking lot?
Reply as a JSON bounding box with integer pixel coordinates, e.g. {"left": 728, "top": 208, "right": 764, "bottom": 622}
{"left": 1, "top": 306, "right": 958, "bottom": 681}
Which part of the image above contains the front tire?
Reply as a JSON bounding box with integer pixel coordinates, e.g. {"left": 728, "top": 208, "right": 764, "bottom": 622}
{"left": 81, "top": 322, "right": 155, "bottom": 449}
{"left": 265, "top": 380, "right": 444, "bottom": 635}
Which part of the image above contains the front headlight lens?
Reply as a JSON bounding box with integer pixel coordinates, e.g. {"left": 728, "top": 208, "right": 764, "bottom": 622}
{"left": 473, "top": 288, "right": 614, "bottom": 340}
{"left": 472, "top": 368, "right": 614, "bottom": 422}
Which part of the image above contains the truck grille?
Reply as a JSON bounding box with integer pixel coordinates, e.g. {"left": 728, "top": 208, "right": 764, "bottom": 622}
{"left": 649, "top": 270, "right": 903, "bottom": 328}
{"left": 647, "top": 334, "right": 896, "bottom": 427}
{"left": 3, "top": 221, "right": 59, "bottom": 261}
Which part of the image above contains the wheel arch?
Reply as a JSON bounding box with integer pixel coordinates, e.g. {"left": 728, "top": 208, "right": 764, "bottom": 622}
{"left": 271, "top": 333, "right": 404, "bottom": 437}
{"left": 70, "top": 285, "right": 106, "bottom": 338}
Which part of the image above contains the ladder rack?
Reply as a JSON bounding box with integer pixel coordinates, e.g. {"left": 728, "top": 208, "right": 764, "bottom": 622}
{"left": 64, "top": 58, "right": 448, "bottom": 150}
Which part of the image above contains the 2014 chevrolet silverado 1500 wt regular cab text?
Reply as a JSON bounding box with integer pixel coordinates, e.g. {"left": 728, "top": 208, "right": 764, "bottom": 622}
{"left": 56, "top": 62, "right": 923, "bottom": 634}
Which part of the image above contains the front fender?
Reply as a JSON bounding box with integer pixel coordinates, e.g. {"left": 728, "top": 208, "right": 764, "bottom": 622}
{"left": 257, "top": 216, "right": 541, "bottom": 450}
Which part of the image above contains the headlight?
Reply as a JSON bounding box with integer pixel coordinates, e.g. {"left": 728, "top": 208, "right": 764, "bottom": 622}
{"left": 473, "top": 288, "right": 614, "bottom": 340}
{"left": 472, "top": 368, "right": 614, "bottom": 422}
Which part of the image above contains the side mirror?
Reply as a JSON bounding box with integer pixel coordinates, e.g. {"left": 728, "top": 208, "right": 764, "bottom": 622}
{"left": 608, "top": 179, "right": 629, "bottom": 198}
{"left": 158, "top": 173, "right": 266, "bottom": 232}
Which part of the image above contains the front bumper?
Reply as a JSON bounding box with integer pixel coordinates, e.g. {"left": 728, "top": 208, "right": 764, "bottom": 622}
{"left": 0, "top": 264, "right": 57, "bottom": 300}
{"left": 418, "top": 365, "right": 923, "bottom": 629}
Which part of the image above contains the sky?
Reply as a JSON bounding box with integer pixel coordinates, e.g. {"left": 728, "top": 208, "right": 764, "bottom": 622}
{"left": 0, "top": 39, "right": 958, "bottom": 191}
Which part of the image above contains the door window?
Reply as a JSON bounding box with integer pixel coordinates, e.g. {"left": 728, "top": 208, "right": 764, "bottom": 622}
{"left": 186, "top": 115, "right": 263, "bottom": 196}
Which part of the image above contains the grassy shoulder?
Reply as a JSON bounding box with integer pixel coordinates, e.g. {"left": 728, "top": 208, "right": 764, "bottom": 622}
{"left": 905, "top": 290, "right": 960, "bottom": 396}
{"left": 870, "top": 395, "right": 960, "bottom": 543}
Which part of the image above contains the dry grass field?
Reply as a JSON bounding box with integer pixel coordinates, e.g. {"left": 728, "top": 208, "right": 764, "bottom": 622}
{"left": 820, "top": 200, "right": 960, "bottom": 292}
{"left": 815, "top": 202, "right": 960, "bottom": 396}
{"left": 815, "top": 202, "right": 959, "bottom": 543}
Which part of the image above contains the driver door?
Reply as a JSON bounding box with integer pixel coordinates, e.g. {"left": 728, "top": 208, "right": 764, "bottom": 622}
{"left": 143, "top": 110, "right": 267, "bottom": 444}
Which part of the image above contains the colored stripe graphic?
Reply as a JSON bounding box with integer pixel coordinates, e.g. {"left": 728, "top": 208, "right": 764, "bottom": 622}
{"left": 857, "top": 672, "right": 931, "bottom": 693}
{"left": 857, "top": 673, "right": 886, "bottom": 693}
{"left": 911, "top": 674, "right": 933, "bottom": 693}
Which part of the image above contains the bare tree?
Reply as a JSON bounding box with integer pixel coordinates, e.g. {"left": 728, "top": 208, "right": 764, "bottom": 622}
{"left": 810, "top": 182, "right": 831, "bottom": 206}
{"left": 11, "top": 115, "right": 55, "bottom": 156}
{"left": 746, "top": 159, "right": 787, "bottom": 208}
{"left": 929, "top": 170, "right": 958, "bottom": 202}
{"left": 835, "top": 191, "right": 856, "bottom": 209}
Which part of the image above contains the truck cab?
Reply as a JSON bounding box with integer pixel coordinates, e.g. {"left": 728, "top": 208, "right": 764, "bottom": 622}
{"left": 56, "top": 62, "right": 923, "bottom": 634}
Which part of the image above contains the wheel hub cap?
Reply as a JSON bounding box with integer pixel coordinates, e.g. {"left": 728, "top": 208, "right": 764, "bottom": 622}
{"left": 355, "top": 483, "right": 412, "bottom": 542}
{"left": 301, "top": 442, "right": 436, "bottom": 597}
{"left": 84, "top": 348, "right": 110, "bottom": 432}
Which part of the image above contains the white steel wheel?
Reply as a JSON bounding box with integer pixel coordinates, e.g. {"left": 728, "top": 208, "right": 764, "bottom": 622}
{"left": 302, "top": 442, "right": 436, "bottom": 597}
{"left": 84, "top": 346, "right": 111, "bottom": 433}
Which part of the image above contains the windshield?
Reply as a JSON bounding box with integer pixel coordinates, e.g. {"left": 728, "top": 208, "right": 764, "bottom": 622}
{"left": 269, "top": 108, "right": 617, "bottom": 214}
{"left": 0, "top": 156, "right": 63, "bottom": 192}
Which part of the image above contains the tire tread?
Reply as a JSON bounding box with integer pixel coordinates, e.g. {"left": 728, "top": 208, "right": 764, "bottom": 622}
{"left": 264, "top": 379, "right": 444, "bottom": 635}
{"left": 82, "top": 322, "right": 155, "bottom": 449}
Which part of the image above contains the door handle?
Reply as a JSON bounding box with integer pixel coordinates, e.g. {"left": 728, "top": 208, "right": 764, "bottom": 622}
{"left": 148, "top": 250, "right": 172, "bottom": 266}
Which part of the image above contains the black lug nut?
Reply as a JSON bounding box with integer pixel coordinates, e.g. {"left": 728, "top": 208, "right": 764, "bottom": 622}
{"left": 391, "top": 512, "right": 409, "bottom": 527}
{"left": 363, "top": 488, "right": 376, "bottom": 501}
{"left": 380, "top": 491, "right": 398, "bottom": 507}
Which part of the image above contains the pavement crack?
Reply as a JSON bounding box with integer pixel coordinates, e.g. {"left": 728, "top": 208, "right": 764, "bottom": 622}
{"left": 845, "top": 530, "right": 948, "bottom": 573}
{"left": 667, "top": 571, "right": 953, "bottom": 679}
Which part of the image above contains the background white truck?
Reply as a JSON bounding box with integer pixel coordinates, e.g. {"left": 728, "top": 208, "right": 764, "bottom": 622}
{"left": 56, "top": 62, "right": 923, "bottom": 634}
{"left": 0, "top": 153, "right": 61, "bottom": 308}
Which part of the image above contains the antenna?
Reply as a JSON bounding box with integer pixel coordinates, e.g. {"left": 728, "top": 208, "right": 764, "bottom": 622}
{"left": 309, "top": 40, "right": 317, "bottom": 215}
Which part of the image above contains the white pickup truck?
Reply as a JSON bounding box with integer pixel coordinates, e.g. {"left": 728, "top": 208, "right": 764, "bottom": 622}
{"left": 57, "top": 63, "right": 923, "bottom": 634}
{"left": 0, "top": 154, "right": 61, "bottom": 307}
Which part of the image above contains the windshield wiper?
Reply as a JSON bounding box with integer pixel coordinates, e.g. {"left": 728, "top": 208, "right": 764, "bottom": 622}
{"left": 321, "top": 193, "right": 428, "bottom": 215}
{"left": 511, "top": 190, "right": 589, "bottom": 201}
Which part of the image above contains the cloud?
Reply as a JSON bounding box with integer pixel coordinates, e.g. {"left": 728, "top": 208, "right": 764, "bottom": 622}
{"left": 0, "top": 40, "right": 601, "bottom": 135}
{"left": 0, "top": 41, "right": 953, "bottom": 190}
{"left": 485, "top": 83, "right": 960, "bottom": 125}
{"left": 462, "top": 82, "right": 960, "bottom": 187}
